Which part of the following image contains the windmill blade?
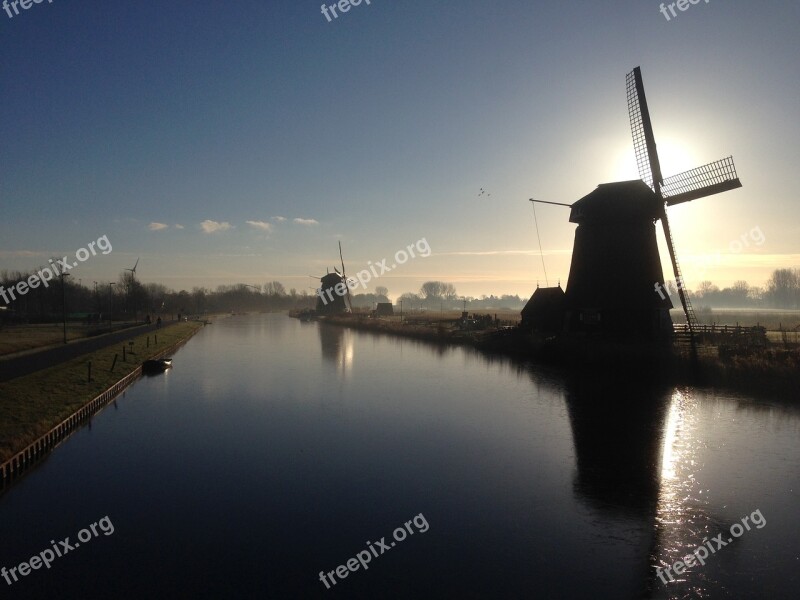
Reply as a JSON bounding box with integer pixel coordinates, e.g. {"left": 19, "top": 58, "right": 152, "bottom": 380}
{"left": 132, "top": 257, "right": 139, "bottom": 273}
{"left": 659, "top": 208, "right": 698, "bottom": 332}
{"left": 338, "top": 241, "right": 353, "bottom": 312}
{"left": 662, "top": 156, "right": 742, "bottom": 206}
{"left": 626, "top": 67, "right": 663, "bottom": 194}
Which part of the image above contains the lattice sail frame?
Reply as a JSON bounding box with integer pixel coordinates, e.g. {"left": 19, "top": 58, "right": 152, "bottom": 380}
{"left": 626, "top": 67, "right": 662, "bottom": 192}
{"left": 661, "top": 156, "right": 741, "bottom": 206}
{"left": 625, "top": 66, "right": 743, "bottom": 335}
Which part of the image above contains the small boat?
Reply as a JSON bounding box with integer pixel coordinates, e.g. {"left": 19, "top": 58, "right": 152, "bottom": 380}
{"left": 142, "top": 358, "right": 173, "bottom": 374}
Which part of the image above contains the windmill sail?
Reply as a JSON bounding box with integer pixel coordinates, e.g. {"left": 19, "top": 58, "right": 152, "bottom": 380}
{"left": 661, "top": 156, "right": 742, "bottom": 206}
{"left": 339, "top": 241, "right": 353, "bottom": 312}
{"left": 627, "top": 66, "right": 700, "bottom": 332}
{"left": 626, "top": 67, "right": 663, "bottom": 192}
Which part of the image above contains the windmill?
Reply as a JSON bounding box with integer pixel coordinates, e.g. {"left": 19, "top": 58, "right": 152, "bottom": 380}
{"left": 626, "top": 66, "right": 741, "bottom": 332}
{"left": 525, "top": 67, "right": 742, "bottom": 339}
{"left": 124, "top": 257, "right": 139, "bottom": 280}
{"left": 123, "top": 258, "right": 140, "bottom": 319}
{"left": 313, "top": 245, "right": 353, "bottom": 315}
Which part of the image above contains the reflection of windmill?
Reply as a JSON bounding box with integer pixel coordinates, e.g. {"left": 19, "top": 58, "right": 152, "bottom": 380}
{"left": 525, "top": 67, "right": 742, "bottom": 340}
{"left": 625, "top": 66, "right": 741, "bottom": 332}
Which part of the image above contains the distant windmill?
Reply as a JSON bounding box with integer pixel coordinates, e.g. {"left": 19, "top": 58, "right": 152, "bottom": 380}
{"left": 524, "top": 66, "right": 742, "bottom": 339}
{"left": 124, "top": 258, "right": 139, "bottom": 282}
{"left": 313, "top": 244, "right": 353, "bottom": 315}
{"left": 338, "top": 241, "right": 353, "bottom": 312}
{"left": 123, "top": 257, "right": 140, "bottom": 320}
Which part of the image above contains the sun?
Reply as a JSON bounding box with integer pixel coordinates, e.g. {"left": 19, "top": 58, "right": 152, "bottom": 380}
{"left": 611, "top": 138, "right": 699, "bottom": 184}
{"left": 654, "top": 138, "right": 700, "bottom": 179}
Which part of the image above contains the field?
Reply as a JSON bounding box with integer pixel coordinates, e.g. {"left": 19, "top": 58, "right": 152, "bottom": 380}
{"left": 690, "top": 308, "right": 800, "bottom": 330}
{"left": 0, "top": 322, "right": 138, "bottom": 357}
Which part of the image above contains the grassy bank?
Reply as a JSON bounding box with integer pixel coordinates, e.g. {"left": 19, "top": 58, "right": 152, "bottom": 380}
{"left": 0, "top": 322, "right": 141, "bottom": 357}
{"left": 0, "top": 321, "right": 204, "bottom": 462}
{"left": 320, "top": 315, "right": 800, "bottom": 400}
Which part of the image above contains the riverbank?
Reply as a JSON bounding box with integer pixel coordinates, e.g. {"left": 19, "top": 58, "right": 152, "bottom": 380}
{"left": 0, "top": 321, "right": 204, "bottom": 463}
{"left": 319, "top": 315, "right": 800, "bottom": 400}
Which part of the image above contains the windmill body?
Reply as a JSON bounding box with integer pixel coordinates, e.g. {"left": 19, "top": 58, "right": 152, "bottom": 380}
{"left": 564, "top": 180, "right": 673, "bottom": 337}
{"left": 316, "top": 272, "right": 348, "bottom": 315}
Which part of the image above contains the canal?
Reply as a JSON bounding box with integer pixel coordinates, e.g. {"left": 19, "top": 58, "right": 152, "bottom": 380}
{"left": 0, "top": 314, "right": 797, "bottom": 599}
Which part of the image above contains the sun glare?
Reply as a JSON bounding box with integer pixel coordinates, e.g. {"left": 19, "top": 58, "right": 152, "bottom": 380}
{"left": 609, "top": 138, "right": 699, "bottom": 185}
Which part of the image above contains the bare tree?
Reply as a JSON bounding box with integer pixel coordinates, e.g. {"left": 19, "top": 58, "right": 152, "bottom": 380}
{"left": 264, "top": 281, "right": 286, "bottom": 296}
{"left": 766, "top": 268, "right": 800, "bottom": 308}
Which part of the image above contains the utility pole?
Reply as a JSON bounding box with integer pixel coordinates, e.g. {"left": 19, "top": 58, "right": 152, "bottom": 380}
{"left": 61, "top": 273, "right": 70, "bottom": 344}
{"left": 109, "top": 283, "right": 116, "bottom": 327}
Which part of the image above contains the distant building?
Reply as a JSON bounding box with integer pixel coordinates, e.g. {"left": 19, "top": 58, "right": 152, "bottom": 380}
{"left": 375, "top": 302, "right": 393, "bottom": 316}
{"left": 521, "top": 285, "right": 566, "bottom": 333}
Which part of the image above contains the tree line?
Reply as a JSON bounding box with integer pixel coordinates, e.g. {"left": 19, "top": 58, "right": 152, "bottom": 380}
{"left": 2, "top": 267, "right": 796, "bottom": 324}
{"left": 692, "top": 268, "right": 800, "bottom": 309}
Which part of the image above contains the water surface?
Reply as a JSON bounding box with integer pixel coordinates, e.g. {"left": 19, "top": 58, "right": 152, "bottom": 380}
{"left": 1, "top": 314, "right": 797, "bottom": 599}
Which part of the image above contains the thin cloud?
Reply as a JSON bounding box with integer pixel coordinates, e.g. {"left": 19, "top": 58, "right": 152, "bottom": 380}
{"left": 175, "top": 224, "right": 185, "bottom": 230}
{"left": 246, "top": 220, "right": 273, "bottom": 232}
{"left": 200, "top": 220, "right": 234, "bottom": 233}
{"left": 439, "top": 249, "right": 572, "bottom": 256}
{"left": 271, "top": 216, "right": 287, "bottom": 222}
{"left": 0, "top": 250, "right": 46, "bottom": 258}
{"left": 293, "top": 218, "right": 319, "bottom": 226}
{"left": 148, "top": 222, "right": 169, "bottom": 231}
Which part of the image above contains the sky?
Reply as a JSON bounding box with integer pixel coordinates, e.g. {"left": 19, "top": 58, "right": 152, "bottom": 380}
{"left": 1, "top": 0, "right": 798, "bottom": 300}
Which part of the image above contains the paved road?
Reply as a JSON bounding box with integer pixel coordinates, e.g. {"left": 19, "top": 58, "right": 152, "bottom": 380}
{"left": 0, "top": 322, "right": 170, "bottom": 383}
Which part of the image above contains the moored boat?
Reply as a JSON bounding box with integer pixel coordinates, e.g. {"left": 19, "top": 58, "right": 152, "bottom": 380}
{"left": 142, "top": 358, "right": 173, "bottom": 374}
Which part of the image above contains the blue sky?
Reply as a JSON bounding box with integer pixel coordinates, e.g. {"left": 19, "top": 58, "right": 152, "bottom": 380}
{"left": 1, "top": 0, "right": 798, "bottom": 299}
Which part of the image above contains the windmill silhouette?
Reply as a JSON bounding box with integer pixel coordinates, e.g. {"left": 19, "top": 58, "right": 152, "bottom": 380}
{"left": 525, "top": 67, "right": 742, "bottom": 339}
{"left": 124, "top": 258, "right": 139, "bottom": 282}
{"left": 314, "top": 244, "right": 353, "bottom": 315}
{"left": 124, "top": 258, "right": 139, "bottom": 320}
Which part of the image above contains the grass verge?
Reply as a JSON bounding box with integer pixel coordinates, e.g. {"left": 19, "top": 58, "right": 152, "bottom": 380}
{"left": 0, "top": 321, "right": 203, "bottom": 462}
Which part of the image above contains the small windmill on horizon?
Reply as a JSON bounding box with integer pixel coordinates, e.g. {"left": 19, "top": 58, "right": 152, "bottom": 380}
{"left": 123, "top": 258, "right": 140, "bottom": 320}
{"left": 523, "top": 66, "right": 742, "bottom": 339}
{"left": 124, "top": 258, "right": 139, "bottom": 282}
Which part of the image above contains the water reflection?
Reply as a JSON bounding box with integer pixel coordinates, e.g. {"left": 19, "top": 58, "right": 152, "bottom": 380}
{"left": 564, "top": 373, "right": 671, "bottom": 518}
{"left": 648, "top": 390, "right": 729, "bottom": 599}
{"left": 560, "top": 371, "right": 738, "bottom": 598}
{"left": 318, "top": 323, "right": 354, "bottom": 376}
{"left": 559, "top": 373, "right": 668, "bottom": 597}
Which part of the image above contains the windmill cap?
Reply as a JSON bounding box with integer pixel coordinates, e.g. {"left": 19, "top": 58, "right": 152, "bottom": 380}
{"left": 570, "top": 180, "right": 661, "bottom": 224}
